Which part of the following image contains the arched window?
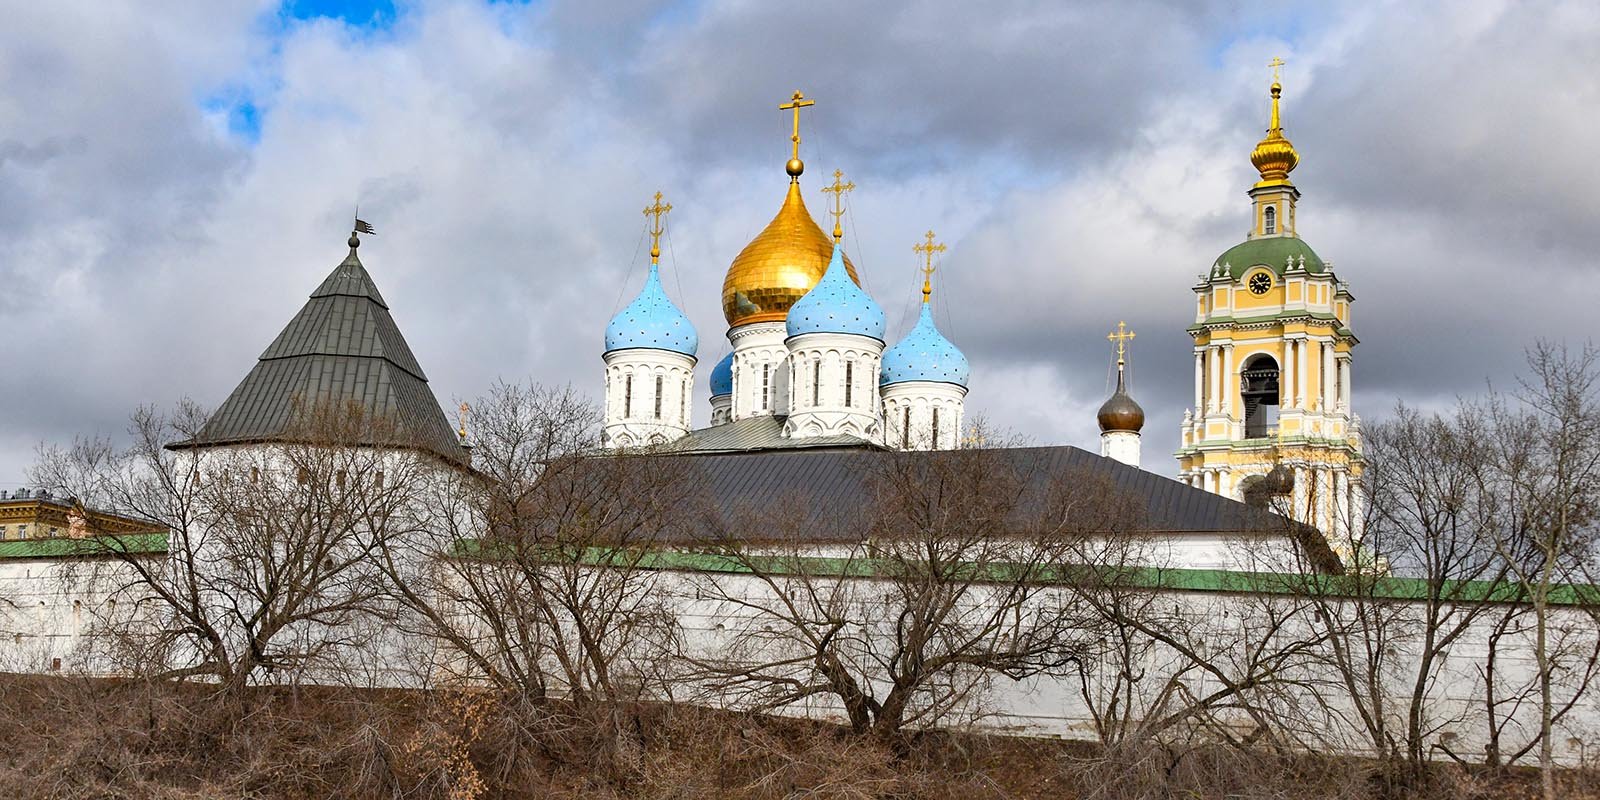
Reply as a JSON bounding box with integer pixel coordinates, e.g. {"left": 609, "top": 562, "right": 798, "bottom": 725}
{"left": 812, "top": 360, "right": 821, "bottom": 407}
{"left": 1263, "top": 206, "right": 1277, "bottom": 235}
{"left": 624, "top": 375, "right": 633, "bottom": 418}
{"left": 1240, "top": 354, "right": 1281, "bottom": 438}
{"left": 654, "top": 375, "right": 663, "bottom": 419}
{"left": 844, "top": 362, "right": 854, "bottom": 408}
{"left": 932, "top": 407, "right": 941, "bottom": 446}
{"left": 902, "top": 406, "right": 911, "bottom": 449}
{"left": 761, "top": 364, "right": 771, "bottom": 411}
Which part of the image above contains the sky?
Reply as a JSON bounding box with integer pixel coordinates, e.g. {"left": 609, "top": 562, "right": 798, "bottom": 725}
{"left": 2, "top": 0, "right": 1598, "bottom": 486}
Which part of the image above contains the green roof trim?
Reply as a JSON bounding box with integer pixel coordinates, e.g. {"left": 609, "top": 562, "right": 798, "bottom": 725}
{"left": 1215, "top": 236, "right": 1325, "bottom": 279}
{"left": 452, "top": 543, "right": 1599, "bottom": 608}
{"left": 0, "top": 532, "right": 169, "bottom": 560}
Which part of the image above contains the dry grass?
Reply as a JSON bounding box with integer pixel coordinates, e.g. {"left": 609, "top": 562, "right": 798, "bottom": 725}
{"left": 0, "top": 674, "right": 1595, "bottom": 799}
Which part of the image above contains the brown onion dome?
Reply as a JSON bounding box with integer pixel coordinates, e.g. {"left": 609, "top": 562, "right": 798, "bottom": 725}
{"left": 1096, "top": 373, "right": 1145, "bottom": 433}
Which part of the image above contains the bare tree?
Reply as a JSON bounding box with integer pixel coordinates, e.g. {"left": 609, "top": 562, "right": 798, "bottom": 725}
{"left": 376, "top": 382, "right": 702, "bottom": 775}
{"left": 689, "top": 443, "right": 1111, "bottom": 743}
{"left": 30, "top": 397, "right": 438, "bottom": 706}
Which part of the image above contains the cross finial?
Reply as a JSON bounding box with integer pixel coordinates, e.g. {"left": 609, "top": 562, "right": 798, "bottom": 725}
{"left": 820, "top": 169, "right": 855, "bottom": 242}
{"left": 1107, "top": 321, "right": 1136, "bottom": 370}
{"left": 913, "top": 230, "right": 946, "bottom": 303}
{"left": 1268, "top": 56, "right": 1286, "bottom": 83}
{"left": 457, "top": 402, "right": 471, "bottom": 442}
{"left": 643, "top": 191, "right": 672, "bottom": 264}
{"left": 778, "top": 89, "right": 816, "bottom": 180}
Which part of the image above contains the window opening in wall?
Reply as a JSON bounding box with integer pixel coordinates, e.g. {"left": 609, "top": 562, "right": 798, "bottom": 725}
{"left": 762, "top": 364, "right": 771, "bottom": 411}
{"left": 1264, "top": 206, "right": 1277, "bottom": 235}
{"left": 844, "top": 362, "right": 854, "bottom": 407}
{"left": 681, "top": 379, "right": 688, "bottom": 425}
{"left": 1335, "top": 361, "right": 1344, "bottom": 409}
{"left": 902, "top": 407, "right": 911, "bottom": 449}
{"left": 932, "top": 408, "right": 940, "bottom": 445}
{"left": 654, "top": 375, "right": 663, "bottom": 419}
{"left": 374, "top": 471, "right": 385, "bottom": 488}
{"left": 1240, "top": 354, "right": 1281, "bottom": 439}
{"left": 812, "top": 360, "right": 821, "bottom": 407}
{"left": 624, "top": 375, "right": 633, "bottom": 418}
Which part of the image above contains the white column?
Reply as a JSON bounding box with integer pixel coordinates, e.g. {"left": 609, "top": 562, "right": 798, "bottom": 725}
{"left": 1321, "top": 341, "right": 1335, "bottom": 413}
{"left": 1281, "top": 338, "right": 1295, "bottom": 410}
{"left": 1295, "top": 339, "right": 1308, "bottom": 409}
{"left": 1193, "top": 350, "right": 1204, "bottom": 413}
{"left": 1208, "top": 347, "right": 1221, "bottom": 415}
{"left": 1222, "top": 344, "right": 1235, "bottom": 420}
{"left": 1339, "top": 357, "right": 1352, "bottom": 412}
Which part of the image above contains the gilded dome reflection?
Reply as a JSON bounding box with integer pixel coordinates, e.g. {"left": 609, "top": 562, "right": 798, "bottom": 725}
{"left": 722, "top": 181, "right": 859, "bottom": 327}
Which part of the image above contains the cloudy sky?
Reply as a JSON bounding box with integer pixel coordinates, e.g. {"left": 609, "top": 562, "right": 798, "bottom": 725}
{"left": 3, "top": 0, "right": 1597, "bottom": 485}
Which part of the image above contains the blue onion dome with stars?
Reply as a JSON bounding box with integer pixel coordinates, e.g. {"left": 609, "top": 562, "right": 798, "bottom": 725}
{"left": 881, "top": 303, "right": 969, "bottom": 387}
{"left": 604, "top": 264, "right": 698, "bottom": 357}
{"left": 785, "top": 243, "right": 886, "bottom": 340}
{"left": 709, "top": 351, "right": 733, "bottom": 397}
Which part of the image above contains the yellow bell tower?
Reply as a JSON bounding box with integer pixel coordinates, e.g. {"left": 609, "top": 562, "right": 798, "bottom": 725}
{"left": 1176, "top": 60, "right": 1363, "bottom": 548}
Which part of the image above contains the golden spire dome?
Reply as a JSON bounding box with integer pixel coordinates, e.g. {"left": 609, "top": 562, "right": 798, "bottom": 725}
{"left": 721, "top": 91, "right": 859, "bottom": 327}
{"left": 1250, "top": 57, "right": 1300, "bottom": 187}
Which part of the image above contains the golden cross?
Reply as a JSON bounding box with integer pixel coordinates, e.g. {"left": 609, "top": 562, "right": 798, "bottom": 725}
{"left": 457, "top": 402, "right": 471, "bottom": 441}
{"left": 1107, "top": 321, "right": 1136, "bottom": 367}
{"left": 820, "top": 169, "right": 854, "bottom": 242}
{"left": 779, "top": 90, "right": 815, "bottom": 162}
{"left": 643, "top": 191, "right": 672, "bottom": 264}
{"left": 913, "top": 230, "right": 945, "bottom": 303}
{"left": 1268, "top": 56, "right": 1286, "bottom": 82}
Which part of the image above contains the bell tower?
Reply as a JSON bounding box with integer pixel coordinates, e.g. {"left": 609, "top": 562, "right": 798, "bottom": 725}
{"left": 1176, "top": 60, "right": 1363, "bottom": 549}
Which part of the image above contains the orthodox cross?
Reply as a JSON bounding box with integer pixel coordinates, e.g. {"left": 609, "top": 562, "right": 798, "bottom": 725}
{"left": 779, "top": 90, "right": 815, "bottom": 178}
{"left": 457, "top": 402, "right": 471, "bottom": 442}
{"left": 1268, "top": 56, "right": 1286, "bottom": 82}
{"left": 821, "top": 169, "right": 854, "bottom": 242}
{"left": 643, "top": 191, "right": 672, "bottom": 264}
{"left": 1107, "top": 321, "right": 1136, "bottom": 369}
{"left": 913, "top": 230, "right": 945, "bottom": 303}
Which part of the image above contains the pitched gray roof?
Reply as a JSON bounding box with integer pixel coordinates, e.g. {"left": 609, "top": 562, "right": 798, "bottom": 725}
{"left": 656, "top": 445, "right": 1340, "bottom": 571}
{"left": 177, "top": 242, "right": 467, "bottom": 464}
{"left": 666, "top": 415, "right": 879, "bottom": 454}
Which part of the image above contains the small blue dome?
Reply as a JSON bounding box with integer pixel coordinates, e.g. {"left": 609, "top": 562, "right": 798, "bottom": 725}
{"left": 881, "top": 303, "right": 969, "bottom": 387}
{"left": 785, "top": 243, "right": 886, "bottom": 340}
{"left": 709, "top": 352, "right": 733, "bottom": 397}
{"left": 604, "top": 264, "right": 698, "bottom": 357}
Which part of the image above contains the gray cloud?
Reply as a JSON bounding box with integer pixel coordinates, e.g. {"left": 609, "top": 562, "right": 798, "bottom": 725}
{"left": 2, "top": 0, "right": 1595, "bottom": 488}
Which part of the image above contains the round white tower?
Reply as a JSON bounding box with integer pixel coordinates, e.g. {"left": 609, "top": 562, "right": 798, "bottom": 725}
{"left": 783, "top": 242, "right": 886, "bottom": 441}
{"left": 602, "top": 194, "right": 697, "bottom": 449}
{"left": 707, "top": 352, "right": 733, "bottom": 426}
{"left": 1097, "top": 322, "right": 1145, "bottom": 468}
{"left": 880, "top": 235, "right": 969, "bottom": 451}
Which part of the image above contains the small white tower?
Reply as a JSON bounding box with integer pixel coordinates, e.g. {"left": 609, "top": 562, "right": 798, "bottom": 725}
{"left": 880, "top": 231, "right": 969, "bottom": 451}
{"left": 783, "top": 239, "right": 886, "bottom": 441}
{"left": 1097, "top": 321, "right": 1145, "bottom": 467}
{"left": 602, "top": 193, "right": 697, "bottom": 449}
{"left": 707, "top": 352, "right": 733, "bottom": 426}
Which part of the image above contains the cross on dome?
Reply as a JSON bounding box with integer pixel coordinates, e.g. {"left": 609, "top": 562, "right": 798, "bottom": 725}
{"left": 644, "top": 191, "right": 672, "bottom": 264}
{"left": 913, "top": 230, "right": 946, "bottom": 303}
{"left": 821, "top": 169, "right": 854, "bottom": 242}
{"left": 779, "top": 90, "right": 815, "bottom": 179}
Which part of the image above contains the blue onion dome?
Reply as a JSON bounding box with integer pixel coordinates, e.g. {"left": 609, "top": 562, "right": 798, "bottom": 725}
{"left": 785, "top": 243, "right": 886, "bottom": 340}
{"left": 880, "top": 303, "right": 969, "bottom": 387}
{"left": 709, "top": 351, "right": 733, "bottom": 397}
{"left": 604, "top": 264, "right": 698, "bottom": 357}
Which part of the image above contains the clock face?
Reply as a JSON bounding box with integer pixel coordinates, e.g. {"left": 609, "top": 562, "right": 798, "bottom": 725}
{"left": 1248, "top": 273, "right": 1272, "bottom": 295}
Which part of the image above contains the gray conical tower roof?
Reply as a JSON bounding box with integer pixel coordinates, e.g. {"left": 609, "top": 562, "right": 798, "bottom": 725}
{"left": 178, "top": 235, "right": 466, "bottom": 464}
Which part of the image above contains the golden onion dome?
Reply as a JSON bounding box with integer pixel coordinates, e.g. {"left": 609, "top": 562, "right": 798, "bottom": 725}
{"left": 721, "top": 180, "right": 859, "bottom": 326}
{"left": 1250, "top": 81, "right": 1300, "bottom": 186}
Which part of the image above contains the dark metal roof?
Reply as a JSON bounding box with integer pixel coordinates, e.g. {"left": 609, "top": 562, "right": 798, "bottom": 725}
{"left": 655, "top": 445, "right": 1340, "bottom": 571}
{"left": 178, "top": 244, "right": 467, "bottom": 464}
{"left": 666, "top": 415, "right": 880, "bottom": 454}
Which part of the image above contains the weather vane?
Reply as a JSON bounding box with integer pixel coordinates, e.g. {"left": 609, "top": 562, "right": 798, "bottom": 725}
{"left": 913, "top": 230, "right": 945, "bottom": 303}
{"left": 821, "top": 169, "right": 854, "bottom": 242}
{"left": 643, "top": 191, "right": 672, "bottom": 264}
{"left": 779, "top": 89, "right": 815, "bottom": 179}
